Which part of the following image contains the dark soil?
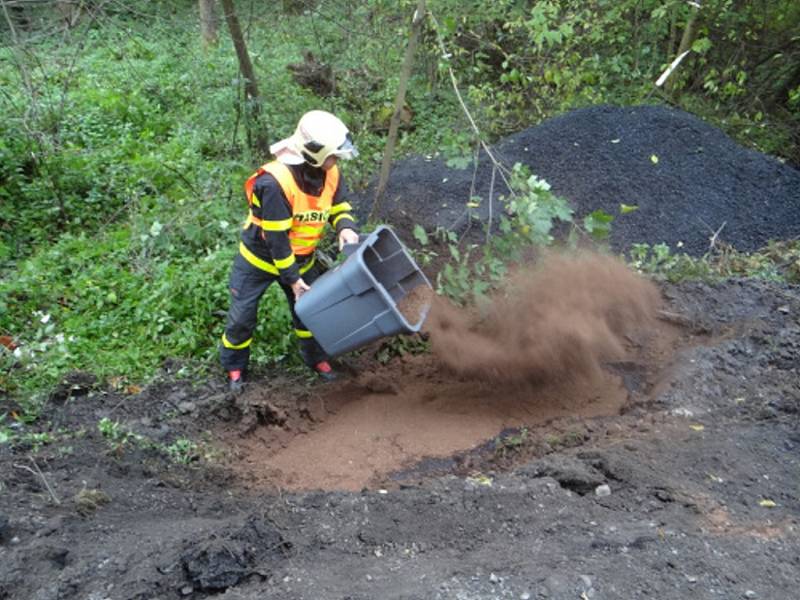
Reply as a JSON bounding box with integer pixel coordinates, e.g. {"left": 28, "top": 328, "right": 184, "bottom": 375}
{"left": 2, "top": 107, "right": 800, "bottom": 599}
{"left": 359, "top": 105, "right": 800, "bottom": 257}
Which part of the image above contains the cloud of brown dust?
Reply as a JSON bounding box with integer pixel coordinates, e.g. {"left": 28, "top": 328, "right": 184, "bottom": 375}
{"left": 425, "top": 253, "right": 661, "bottom": 383}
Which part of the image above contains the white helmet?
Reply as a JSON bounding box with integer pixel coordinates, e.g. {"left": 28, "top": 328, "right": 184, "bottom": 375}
{"left": 270, "top": 110, "right": 358, "bottom": 168}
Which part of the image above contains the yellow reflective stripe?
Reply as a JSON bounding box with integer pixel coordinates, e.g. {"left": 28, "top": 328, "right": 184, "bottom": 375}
{"left": 291, "top": 238, "right": 319, "bottom": 247}
{"left": 240, "top": 242, "right": 315, "bottom": 275}
{"left": 294, "top": 329, "right": 313, "bottom": 339}
{"left": 293, "top": 224, "right": 325, "bottom": 235}
{"left": 222, "top": 333, "right": 252, "bottom": 350}
{"left": 261, "top": 217, "right": 293, "bottom": 231}
{"left": 329, "top": 202, "right": 353, "bottom": 216}
{"left": 332, "top": 213, "right": 354, "bottom": 227}
{"left": 250, "top": 193, "right": 261, "bottom": 208}
{"left": 299, "top": 256, "right": 315, "bottom": 274}
{"left": 239, "top": 242, "right": 279, "bottom": 274}
{"left": 274, "top": 253, "right": 295, "bottom": 269}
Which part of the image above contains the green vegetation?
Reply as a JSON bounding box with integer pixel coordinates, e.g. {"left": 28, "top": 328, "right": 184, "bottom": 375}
{"left": 494, "top": 427, "right": 529, "bottom": 459}
{"left": 631, "top": 240, "right": 800, "bottom": 283}
{"left": 98, "top": 416, "right": 202, "bottom": 463}
{"left": 1, "top": 0, "right": 798, "bottom": 414}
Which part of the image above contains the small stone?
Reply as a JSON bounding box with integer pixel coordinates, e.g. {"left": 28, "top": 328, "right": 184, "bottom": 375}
{"left": 489, "top": 573, "right": 500, "bottom": 584}
{"left": 744, "top": 591, "right": 757, "bottom": 599}
{"left": 180, "top": 585, "right": 193, "bottom": 596}
{"left": 777, "top": 305, "right": 790, "bottom": 314}
{"left": 686, "top": 575, "right": 698, "bottom": 583}
{"left": 10, "top": 536, "right": 20, "bottom": 545}
{"left": 521, "top": 593, "right": 531, "bottom": 600}
{"left": 178, "top": 401, "right": 196, "bottom": 414}
{"left": 595, "top": 484, "right": 611, "bottom": 497}
{"left": 671, "top": 407, "right": 694, "bottom": 418}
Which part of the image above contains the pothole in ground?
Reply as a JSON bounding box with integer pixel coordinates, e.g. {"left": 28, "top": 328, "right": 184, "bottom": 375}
{"left": 223, "top": 316, "right": 692, "bottom": 492}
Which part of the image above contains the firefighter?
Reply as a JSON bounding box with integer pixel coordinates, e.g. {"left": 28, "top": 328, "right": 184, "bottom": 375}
{"left": 220, "top": 110, "right": 359, "bottom": 392}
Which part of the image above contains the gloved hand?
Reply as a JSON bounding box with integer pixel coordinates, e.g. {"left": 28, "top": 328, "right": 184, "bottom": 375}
{"left": 338, "top": 228, "right": 359, "bottom": 251}
{"left": 291, "top": 278, "right": 311, "bottom": 300}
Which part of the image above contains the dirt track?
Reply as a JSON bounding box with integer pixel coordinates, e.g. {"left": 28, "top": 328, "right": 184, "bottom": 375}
{"left": 1, "top": 279, "right": 798, "bottom": 598}
{"left": 2, "top": 108, "right": 800, "bottom": 599}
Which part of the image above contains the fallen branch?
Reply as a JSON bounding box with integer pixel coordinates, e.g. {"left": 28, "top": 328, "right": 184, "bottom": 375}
{"left": 13, "top": 457, "right": 61, "bottom": 505}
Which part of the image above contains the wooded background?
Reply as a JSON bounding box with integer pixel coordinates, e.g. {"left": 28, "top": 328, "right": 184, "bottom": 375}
{"left": 1, "top": 0, "right": 798, "bottom": 394}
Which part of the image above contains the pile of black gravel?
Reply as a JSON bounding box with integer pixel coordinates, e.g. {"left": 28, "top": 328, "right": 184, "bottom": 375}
{"left": 358, "top": 105, "right": 800, "bottom": 257}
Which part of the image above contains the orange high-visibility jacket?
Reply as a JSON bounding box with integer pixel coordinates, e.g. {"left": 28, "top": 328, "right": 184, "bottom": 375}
{"left": 244, "top": 161, "right": 341, "bottom": 256}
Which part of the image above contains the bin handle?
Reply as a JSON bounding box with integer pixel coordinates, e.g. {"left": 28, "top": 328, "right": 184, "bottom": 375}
{"left": 341, "top": 241, "right": 362, "bottom": 258}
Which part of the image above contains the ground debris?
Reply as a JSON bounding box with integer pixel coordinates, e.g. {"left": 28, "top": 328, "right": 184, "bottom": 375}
{"left": 180, "top": 517, "right": 290, "bottom": 592}
{"left": 73, "top": 488, "right": 111, "bottom": 516}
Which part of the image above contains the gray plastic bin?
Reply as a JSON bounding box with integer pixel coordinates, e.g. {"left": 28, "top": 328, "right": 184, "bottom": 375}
{"left": 295, "top": 225, "right": 432, "bottom": 357}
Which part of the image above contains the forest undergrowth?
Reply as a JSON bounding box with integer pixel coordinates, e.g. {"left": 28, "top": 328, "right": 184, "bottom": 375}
{"left": 1, "top": 0, "right": 798, "bottom": 420}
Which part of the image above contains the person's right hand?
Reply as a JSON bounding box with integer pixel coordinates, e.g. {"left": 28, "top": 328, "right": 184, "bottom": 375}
{"left": 291, "top": 278, "right": 311, "bottom": 300}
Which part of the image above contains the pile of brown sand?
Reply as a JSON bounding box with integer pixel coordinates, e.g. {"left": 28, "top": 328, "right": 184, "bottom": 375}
{"left": 425, "top": 252, "right": 661, "bottom": 383}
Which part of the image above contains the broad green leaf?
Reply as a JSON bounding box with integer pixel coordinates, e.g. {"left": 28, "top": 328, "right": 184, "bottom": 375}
{"left": 692, "top": 38, "right": 712, "bottom": 54}
{"left": 413, "top": 224, "right": 429, "bottom": 246}
{"left": 583, "top": 209, "right": 614, "bottom": 240}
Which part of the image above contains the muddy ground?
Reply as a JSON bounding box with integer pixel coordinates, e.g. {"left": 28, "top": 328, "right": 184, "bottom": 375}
{"left": 2, "top": 277, "right": 798, "bottom": 600}
{"left": 2, "top": 107, "right": 800, "bottom": 599}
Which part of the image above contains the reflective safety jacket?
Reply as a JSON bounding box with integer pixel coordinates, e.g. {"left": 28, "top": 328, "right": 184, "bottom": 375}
{"left": 240, "top": 161, "right": 356, "bottom": 284}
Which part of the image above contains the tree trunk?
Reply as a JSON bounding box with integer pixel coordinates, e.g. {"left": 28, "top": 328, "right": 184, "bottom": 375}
{"left": 281, "top": 0, "right": 308, "bottom": 14}
{"left": 372, "top": 0, "right": 426, "bottom": 219}
{"left": 199, "top": 0, "right": 219, "bottom": 48}
{"left": 666, "top": 1, "right": 702, "bottom": 95}
{"left": 221, "top": 0, "right": 259, "bottom": 105}
{"left": 667, "top": 4, "right": 678, "bottom": 59}
{"left": 57, "top": 0, "right": 82, "bottom": 29}
{"left": 221, "top": 0, "right": 266, "bottom": 150}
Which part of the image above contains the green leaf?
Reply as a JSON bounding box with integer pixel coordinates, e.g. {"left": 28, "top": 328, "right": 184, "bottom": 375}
{"left": 552, "top": 199, "right": 574, "bottom": 222}
{"left": 583, "top": 209, "right": 614, "bottom": 240}
{"left": 692, "top": 38, "right": 712, "bottom": 54}
{"left": 619, "top": 203, "right": 639, "bottom": 214}
{"left": 442, "top": 16, "right": 457, "bottom": 36}
{"left": 413, "top": 224, "right": 429, "bottom": 246}
{"left": 446, "top": 155, "right": 472, "bottom": 170}
{"left": 650, "top": 154, "right": 659, "bottom": 164}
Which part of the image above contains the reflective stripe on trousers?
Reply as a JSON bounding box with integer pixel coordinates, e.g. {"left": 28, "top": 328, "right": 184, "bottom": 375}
{"left": 219, "top": 253, "right": 328, "bottom": 372}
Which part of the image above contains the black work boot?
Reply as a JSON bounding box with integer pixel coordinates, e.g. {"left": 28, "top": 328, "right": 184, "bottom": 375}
{"left": 299, "top": 342, "right": 338, "bottom": 382}
{"left": 310, "top": 360, "right": 338, "bottom": 382}
{"left": 227, "top": 369, "right": 245, "bottom": 394}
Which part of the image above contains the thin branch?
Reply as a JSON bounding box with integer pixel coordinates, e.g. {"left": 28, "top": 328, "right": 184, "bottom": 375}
{"left": 13, "top": 457, "right": 61, "bottom": 505}
{"left": 372, "top": 0, "right": 426, "bottom": 218}
{"left": 428, "top": 10, "right": 515, "bottom": 198}
{"left": 708, "top": 221, "right": 727, "bottom": 252}
{"left": 487, "top": 165, "right": 496, "bottom": 243}
{"left": 467, "top": 138, "right": 480, "bottom": 208}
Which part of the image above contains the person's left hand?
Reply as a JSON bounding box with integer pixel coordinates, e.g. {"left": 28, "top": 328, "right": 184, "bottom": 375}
{"left": 338, "top": 228, "right": 359, "bottom": 251}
